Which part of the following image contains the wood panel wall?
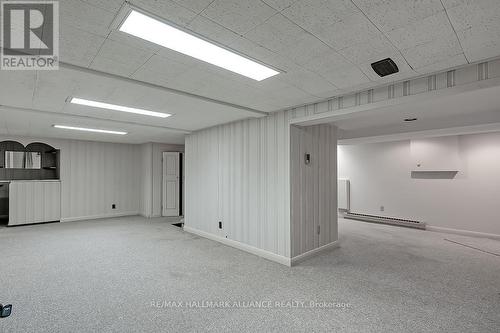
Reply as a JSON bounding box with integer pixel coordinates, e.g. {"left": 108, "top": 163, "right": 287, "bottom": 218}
{"left": 0, "top": 136, "right": 141, "bottom": 222}
{"left": 185, "top": 111, "right": 293, "bottom": 257}
{"left": 290, "top": 124, "right": 338, "bottom": 257}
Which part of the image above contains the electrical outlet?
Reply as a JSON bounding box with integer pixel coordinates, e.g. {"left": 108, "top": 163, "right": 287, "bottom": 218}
{"left": 305, "top": 153, "right": 311, "bottom": 165}
{"left": 112, "top": 204, "right": 116, "bottom": 209}
{"left": 380, "top": 206, "right": 385, "bottom": 212}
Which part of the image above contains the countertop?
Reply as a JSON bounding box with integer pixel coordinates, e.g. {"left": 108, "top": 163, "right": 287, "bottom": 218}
{"left": 0, "top": 180, "right": 60, "bottom": 183}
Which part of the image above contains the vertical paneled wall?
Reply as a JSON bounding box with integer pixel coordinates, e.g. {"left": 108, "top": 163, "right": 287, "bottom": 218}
{"left": 139, "top": 143, "right": 153, "bottom": 217}
{"left": 185, "top": 111, "right": 293, "bottom": 257}
{"left": 290, "top": 124, "right": 338, "bottom": 257}
{"left": 57, "top": 140, "right": 140, "bottom": 221}
{"left": 0, "top": 136, "right": 141, "bottom": 221}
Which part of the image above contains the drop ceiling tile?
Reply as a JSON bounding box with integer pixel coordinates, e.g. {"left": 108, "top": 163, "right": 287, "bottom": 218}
{"left": 352, "top": 0, "right": 443, "bottom": 32}
{"left": 440, "top": 0, "right": 466, "bottom": 8}
{"left": 131, "top": 68, "right": 174, "bottom": 88}
{"left": 337, "top": 33, "right": 398, "bottom": 65}
{"left": 161, "top": 67, "right": 262, "bottom": 107}
{"left": 314, "top": 12, "right": 382, "bottom": 51}
{"left": 314, "top": 88, "right": 343, "bottom": 99}
{"left": 155, "top": 47, "right": 207, "bottom": 67}
{"left": 80, "top": 0, "right": 125, "bottom": 12}
{"left": 302, "top": 49, "right": 352, "bottom": 74}
{"left": 269, "top": 86, "right": 318, "bottom": 108}
{"left": 202, "top": 0, "right": 278, "bottom": 35}
{"left": 442, "top": 0, "right": 497, "bottom": 10}
{"left": 445, "top": 0, "right": 500, "bottom": 33}
{"left": 193, "top": 81, "right": 278, "bottom": 110}
{"left": 0, "top": 72, "right": 36, "bottom": 109}
{"left": 60, "top": 0, "right": 116, "bottom": 37}
{"left": 401, "top": 35, "right": 466, "bottom": 70}
{"left": 229, "top": 36, "right": 301, "bottom": 73}
{"left": 262, "top": 0, "right": 299, "bottom": 11}
{"left": 413, "top": 53, "right": 467, "bottom": 75}
{"left": 282, "top": 0, "right": 358, "bottom": 35}
{"left": 244, "top": 14, "right": 331, "bottom": 65}
{"left": 278, "top": 69, "right": 338, "bottom": 96}
{"left": 250, "top": 75, "right": 293, "bottom": 92}
{"left": 164, "top": 67, "right": 232, "bottom": 92}
{"left": 131, "top": 55, "right": 192, "bottom": 86}
{"left": 59, "top": 26, "right": 106, "bottom": 67}
{"left": 172, "top": 0, "right": 216, "bottom": 13}
{"left": 93, "top": 39, "right": 155, "bottom": 71}
{"left": 132, "top": 0, "right": 199, "bottom": 27}
{"left": 286, "top": 35, "right": 334, "bottom": 66}
{"left": 32, "top": 77, "right": 77, "bottom": 111}
{"left": 385, "top": 11, "right": 456, "bottom": 50}
{"left": 321, "top": 66, "right": 371, "bottom": 89}
{"left": 137, "top": 55, "right": 192, "bottom": 76}
{"left": 182, "top": 58, "right": 262, "bottom": 85}
{"left": 106, "top": 30, "right": 162, "bottom": 53}
{"left": 456, "top": 26, "right": 500, "bottom": 63}
{"left": 89, "top": 57, "right": 138, "bottom": 77}
{"left": 186, "top": 15, "right": 241, "bottom": 48}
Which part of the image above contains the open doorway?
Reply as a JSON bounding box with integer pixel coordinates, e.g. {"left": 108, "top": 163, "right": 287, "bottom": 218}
{"left": 162, "top": 152, "right": 184, "bottom": 218}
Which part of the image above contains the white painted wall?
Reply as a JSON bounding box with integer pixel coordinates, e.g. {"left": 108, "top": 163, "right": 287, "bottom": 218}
{"left": 338, "top": 132, "right": 500, "bottom": 236}
{"left": 290, "top": 124, "right": 338, "bottom": 257}
{"left": 0, "top": 136, "right": 141, "bottom": 221}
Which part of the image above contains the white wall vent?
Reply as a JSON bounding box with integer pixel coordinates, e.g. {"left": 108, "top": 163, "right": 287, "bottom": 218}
{"left": 342, "top": 212, "right": 426, "bottom": 230}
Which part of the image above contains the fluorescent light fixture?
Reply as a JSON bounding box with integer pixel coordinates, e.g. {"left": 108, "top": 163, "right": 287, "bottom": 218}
{"left": 53, "top": 125, "right": 127, "bottom": 135}
{"left": 70, "top": 97, "right": 171, "bottom": 118}
{"left": 119, "top": 10, "right": 280, "bottom": 81}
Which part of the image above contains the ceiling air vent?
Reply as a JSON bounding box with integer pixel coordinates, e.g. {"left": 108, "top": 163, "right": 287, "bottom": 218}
{"left": 371, "top": 58, "right": 399, "bottom": 77}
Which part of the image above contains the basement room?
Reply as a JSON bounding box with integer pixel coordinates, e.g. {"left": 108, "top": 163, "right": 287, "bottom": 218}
{"left": 0, "top": 1, "right": 499, "bottom": 332}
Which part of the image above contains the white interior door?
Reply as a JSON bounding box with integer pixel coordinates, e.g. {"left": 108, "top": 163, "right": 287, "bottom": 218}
{"left": 162, "top": 152, "right": 180, "bottom": 217}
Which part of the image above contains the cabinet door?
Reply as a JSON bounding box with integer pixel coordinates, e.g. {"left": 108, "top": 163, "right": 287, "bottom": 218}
{"left": 43, "top": 182, "right": 61, "bottom": 222}
{"left": 33, "top": 182, "right": 45, "bottom": 223}
{"left": 8, "top": 182, "right": 28, "bottom": 226}
{"left": 8, "top": 181, "right": 61, "bottom": 226}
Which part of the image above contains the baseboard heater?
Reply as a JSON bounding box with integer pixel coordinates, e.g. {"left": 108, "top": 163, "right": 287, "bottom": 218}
{"left": 342, "top": 212, "right": 426, "bottom": 230}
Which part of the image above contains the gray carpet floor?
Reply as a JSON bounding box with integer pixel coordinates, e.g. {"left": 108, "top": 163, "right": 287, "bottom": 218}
{"left": 0, "top": 217, "right": 499, "bottom": 332}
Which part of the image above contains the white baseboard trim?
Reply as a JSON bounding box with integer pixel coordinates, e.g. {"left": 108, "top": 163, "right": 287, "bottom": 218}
{"left": 61, "top": 211, "right": 139, "bottom": 223}
{"left": 183, "top": 226, "right": 292, "bottom": 266}
{"left": 426, "top": 225, "right": 500, "bottom": 240}
{"left": 291, "top": 241, "right": 340, "bottom": 266}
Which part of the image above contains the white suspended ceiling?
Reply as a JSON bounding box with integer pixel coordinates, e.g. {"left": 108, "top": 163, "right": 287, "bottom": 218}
{"left": 1, "top": 0, "right": 500, "bottom": 143}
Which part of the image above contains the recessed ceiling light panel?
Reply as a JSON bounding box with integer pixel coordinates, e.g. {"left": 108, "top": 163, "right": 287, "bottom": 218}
{"left": 53, "top": 125, "right": 127, "bottom": 135}
{"left": 119, "top": 10, "right": 280, "bottom": 81}
{"left": 70, "top": 98, "right": 171, "bottom": 118}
